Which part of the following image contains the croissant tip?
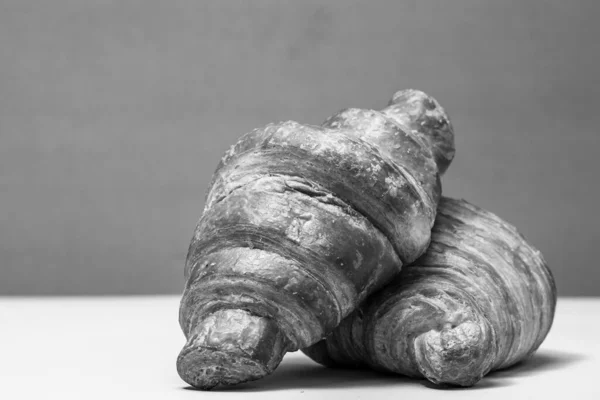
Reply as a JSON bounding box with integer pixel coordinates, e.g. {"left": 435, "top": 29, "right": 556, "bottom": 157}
{"left": 176, "top": 309, "right": 288, "bottom": 389}
{"left": 412, "top": 319, "right": 496, "bottom": 387}
{"left": 177, "top": 345, "right": 267, "bottom": 390}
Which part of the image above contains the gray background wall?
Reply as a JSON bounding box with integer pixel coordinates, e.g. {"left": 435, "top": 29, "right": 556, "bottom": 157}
{"left": 1, "top": 0, "right": 598, "bottom": 296}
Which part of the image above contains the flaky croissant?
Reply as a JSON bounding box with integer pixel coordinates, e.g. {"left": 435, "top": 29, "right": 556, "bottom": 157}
{"left": 177, "top": 89, "right": 455, "bottom": 389}
{"left": 303, "top": 197, "right": 557, "bottom": 387}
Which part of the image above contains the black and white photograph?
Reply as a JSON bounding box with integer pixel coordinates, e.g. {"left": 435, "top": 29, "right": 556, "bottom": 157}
{"left": 1, "top": 1, "right": 599, "bottom": 399}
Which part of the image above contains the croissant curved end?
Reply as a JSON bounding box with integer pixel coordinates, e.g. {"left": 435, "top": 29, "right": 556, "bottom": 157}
{"left": 412, "top": 318, "right": 497, "bottom": 387}
{"left": 386, "top": 88, "right": 455, "bottom": 175}
{"left": 176, "top": 309, "right": 289, "bottom": 390}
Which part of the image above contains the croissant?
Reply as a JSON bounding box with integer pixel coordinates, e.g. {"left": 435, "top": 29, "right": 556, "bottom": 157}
{"left": 303, "top": 197, "right": 557, "bottom": 387}
{"left": 177, "top": 89, "right": 455, "bottom": 389}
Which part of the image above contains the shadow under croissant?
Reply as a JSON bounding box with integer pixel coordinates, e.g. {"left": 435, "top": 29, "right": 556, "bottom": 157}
{"left": 421, "top": 349, "right": 586, "bottom": 391}
{"left": 182, "top": 349, "right": 585, "bottom": 392}
{"left": 488, "top": 349, "right": 586, "bottom": 378}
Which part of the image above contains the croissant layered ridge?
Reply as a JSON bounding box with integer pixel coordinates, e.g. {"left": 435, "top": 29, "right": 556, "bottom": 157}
{"left": 303, "top": 197, "right": 556, "bottom": 387}
{"left": 177, "top": 89, "right": 455, "bottom": 389}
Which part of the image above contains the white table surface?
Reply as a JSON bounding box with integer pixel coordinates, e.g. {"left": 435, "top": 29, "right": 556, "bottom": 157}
{"left": 1, "top": 296, "right": 598, "bottom": 399}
